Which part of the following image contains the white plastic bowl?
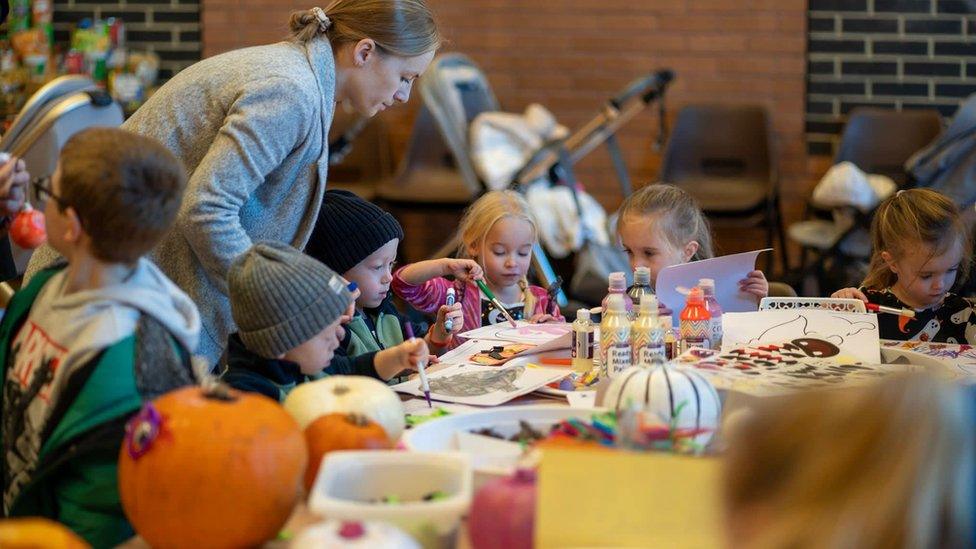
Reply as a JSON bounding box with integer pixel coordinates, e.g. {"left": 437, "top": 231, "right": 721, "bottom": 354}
{"left": 308, "top": 451, "right": 471, "bottom": 549}
{"left": 401, "top": 404, "right": 608, "bottom": 488}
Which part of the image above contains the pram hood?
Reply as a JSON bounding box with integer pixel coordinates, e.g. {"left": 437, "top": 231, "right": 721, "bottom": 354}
{"left": 812, "top": 161, "right": 896, "bottom": 212}
{"left": 906, "top": 93, "right": 976, "bottom": 207}
{"left": 470, "top": 103, "right": 568, "bottom": 191}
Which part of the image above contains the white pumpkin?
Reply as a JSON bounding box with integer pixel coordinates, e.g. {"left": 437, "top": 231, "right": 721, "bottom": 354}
{"left": 599, "top": 363, "right": 721, "bottom": 445}
{"left": 284, "top": 376, "right": 406, "bottom": 441}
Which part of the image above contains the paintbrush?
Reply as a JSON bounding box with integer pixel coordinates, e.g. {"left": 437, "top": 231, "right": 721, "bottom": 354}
{"left": 403, "top": 323, "right": 431, "bottom": 408}
{"left": 475, "top": 278, "right": 518, "bottom": 327}
{"left": 866, "top": 303, "right": 916, "bottom": 318}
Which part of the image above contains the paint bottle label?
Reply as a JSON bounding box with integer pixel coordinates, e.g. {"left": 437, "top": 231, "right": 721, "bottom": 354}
{"left": 680, "top": 319, "right": 711, "bottom": 353}
{"left": 600, "top": 323, "right": 631, "bottom": 379}
{"left": 571, "top": 329, "right": 595, "bottom": 373}
{"left": 638, "top": 343, "right": 665, "bottom": 366}
{"left": 604, "top": 341, "right": 632, "bottom": 377}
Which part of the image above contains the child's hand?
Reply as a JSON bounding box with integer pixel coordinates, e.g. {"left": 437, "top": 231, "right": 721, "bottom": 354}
{"left": 340, "top": 287, "right": 359, "bottom": 324}
{"left": 738, "top": 270, "right": 769, "bottom": 300}
{"left": 430, "top": 303, "right": 463, "bottom": 346}
{"left": 0, "top": 157, "right": 27, "bottom": 217}
{"left": 530, "top": 313, "right": 556, "bottom": 324}
{"left": 832, "top": 287, "right": 869, "bottom": 302}
{"left": 375, "top": 338, "right": 430, "bottom": 380}
{"left": 439, "top": 258, "right": 483, "bottom": 282}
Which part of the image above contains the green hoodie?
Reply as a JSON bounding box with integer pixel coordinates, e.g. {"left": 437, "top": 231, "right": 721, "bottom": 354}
{"left": 0, "top": 266, "right": 196, "bottom": 548}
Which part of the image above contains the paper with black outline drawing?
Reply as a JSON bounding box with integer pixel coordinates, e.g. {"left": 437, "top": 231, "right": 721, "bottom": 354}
{"left": 459, "top": 321, "right": 572, "bottom": 355}
{"left": 721, "top": 309, "right": 881, "bottom": 363}
{"left": 389, "top": 362, "right": 568, "bottom": 406}
{"left": 675, "top": 345, "right": 908, "bottom": 397}
{"left": 655, "top": 249, "right": 770, "bottom": 317}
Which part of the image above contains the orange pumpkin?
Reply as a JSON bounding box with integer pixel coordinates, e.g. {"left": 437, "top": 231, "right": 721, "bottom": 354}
{"left": 304, "top": 413, "right": 392, "bottom": 491}
{"left": 0, "top": 517, "right": 90, "bottom": 548}
{"left": 118, "top": 384, "right": 307, "bottom": 549}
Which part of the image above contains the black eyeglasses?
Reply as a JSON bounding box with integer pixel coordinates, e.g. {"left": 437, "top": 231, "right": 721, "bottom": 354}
{"left": 31, "top": 176, "right": 70, "bottom": 211}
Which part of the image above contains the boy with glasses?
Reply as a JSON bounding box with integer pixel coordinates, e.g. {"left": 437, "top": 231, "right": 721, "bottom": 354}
{"left": 0, "top": 128, "right": 200, "bottom": 546}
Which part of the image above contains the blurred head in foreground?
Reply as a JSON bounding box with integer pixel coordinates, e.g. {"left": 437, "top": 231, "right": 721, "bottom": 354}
{"left": 724, "top": 374, "right": 974, "bottom": 549}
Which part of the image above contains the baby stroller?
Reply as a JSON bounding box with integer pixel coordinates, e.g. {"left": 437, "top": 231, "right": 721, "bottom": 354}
{"left": 907, "top": 93, "right": 976, "bottom": 296}
{"left": 411, "top": 52, "right": 674, "bottom": 307}
{"left": 0, "top": 75, "right": 124, "bottom": 288}
{"left": 788, "top": 107, "right": 943, "bottom": 295}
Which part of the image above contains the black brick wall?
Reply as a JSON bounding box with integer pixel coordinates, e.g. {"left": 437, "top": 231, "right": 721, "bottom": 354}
{"left": 807, "top": 0, "right": 976, "bottom": 156}
{"left": 52, "top": 0, "right": 200, "bottom": 82}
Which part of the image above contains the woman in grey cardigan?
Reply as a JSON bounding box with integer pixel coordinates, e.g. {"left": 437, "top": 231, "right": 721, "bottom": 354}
{"left": 27, "top": 1, "right": 440, "bottom": 366}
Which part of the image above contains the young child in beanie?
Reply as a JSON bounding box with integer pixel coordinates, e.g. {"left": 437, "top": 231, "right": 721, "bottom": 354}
{"left": 221, "top": 241, "right": 429, "bottom": 399}
{"left": 305, "top": 190, "right": 462, "bottom": 382}
{"left": 0, "top": 128, "right": 199, "bottom": 547}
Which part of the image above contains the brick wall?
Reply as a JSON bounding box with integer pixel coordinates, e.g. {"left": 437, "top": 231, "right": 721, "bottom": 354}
{"left": 807, "top": 0, "right": 976, "bottom": 155}
{"left": 201, "top": 0, "right": 809, "bottom": 221}
{"left": 53, "top": 0, "right": 200, "bottom": 81}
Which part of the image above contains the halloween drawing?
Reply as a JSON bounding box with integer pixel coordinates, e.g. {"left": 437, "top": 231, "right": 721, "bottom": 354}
{"left": 678, "top": 345, "right": 911, "bottom": 396}
{"left": 427, "top": 365, "right": 525, "bottom": 396}
{"left": 390, "top": 360, "right": 567, "bottom": 406}
{"left": 469, "top": 344, "right": 535, "bottom": 366}
{"left": 722, "top": 310, "right": 881, "bottom": 363}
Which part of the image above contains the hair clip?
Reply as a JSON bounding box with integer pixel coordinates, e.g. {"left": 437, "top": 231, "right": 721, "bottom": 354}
{"left": 311, "top": 6, "right": 332, "bottom": 32}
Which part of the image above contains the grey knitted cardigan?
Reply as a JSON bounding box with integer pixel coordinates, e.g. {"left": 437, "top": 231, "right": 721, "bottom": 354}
{"left": 26, "top": 39, "right": 336, "bottom": 367}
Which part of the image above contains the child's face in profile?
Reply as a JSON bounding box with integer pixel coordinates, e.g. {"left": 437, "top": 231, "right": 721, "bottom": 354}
{"left": 282, "top": 317, "right": 346, "bottom": 375}
{"left": 344, "top": 238, "right": 399, "bottom": 309}
{"left": 43, "top": 166, "right": 74, "bottom": 257}
{"left": 471, "top": 216, "right": 534, "bottom": 292}
{"left": 618, "top": 214, "right": 697, "bottom": 283}
{"left": 883, "top": 238, "right": 963, "bottom": 310}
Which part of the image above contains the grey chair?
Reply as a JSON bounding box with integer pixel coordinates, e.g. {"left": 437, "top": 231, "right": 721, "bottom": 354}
{"left": 658, "top": 104, "right": 787, "bottom": 275}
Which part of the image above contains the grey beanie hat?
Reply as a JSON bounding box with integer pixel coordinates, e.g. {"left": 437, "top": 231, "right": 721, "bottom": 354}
{"left": 229, "top": 241, "right": 352, "bottom": 358}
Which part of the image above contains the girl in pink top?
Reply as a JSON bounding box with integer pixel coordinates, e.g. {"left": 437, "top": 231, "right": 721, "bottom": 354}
{"left": 393, "top": 190, "right": 563, "bottom": 349}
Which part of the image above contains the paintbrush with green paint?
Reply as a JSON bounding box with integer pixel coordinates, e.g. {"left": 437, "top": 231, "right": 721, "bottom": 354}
{"left": 475, "top": 278, "right": 518, "bottom": 327}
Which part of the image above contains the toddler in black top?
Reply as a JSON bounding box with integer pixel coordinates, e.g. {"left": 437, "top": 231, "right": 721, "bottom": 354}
{"left": 833, "top": 189, "right": 976, "bottom": 343}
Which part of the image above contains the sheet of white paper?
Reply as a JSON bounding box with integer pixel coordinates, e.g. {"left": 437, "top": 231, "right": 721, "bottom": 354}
{"left": 390, "top": 362, "right": 568, "bottom": 406}
{"left": 880, "top": 340, "right": 976, "bottom": 381}
{"left": 401, "top": 399, "right": 482, "bottom": 416}
{"left": 459, "top": 321, "right": 572, "bottom": 355}
{"left": 675, "top": 346, "right": 909, "bottom": 397}
{"left": 565, "top": 391, "right": 597, "bottom": 409}
{"left": 655, "top": 249, "right": 770, "bottom": 316}
{"left": 721, "top": 309, "right": 881, "bottom": 363}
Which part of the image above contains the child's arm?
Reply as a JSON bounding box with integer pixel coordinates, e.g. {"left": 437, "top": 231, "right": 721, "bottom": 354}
{"left": 326, "top": 350, "right": 384, "bottom": 379}
{"left": 739, "top": 270, "right": 769, "bottom": 300}
{"left": 396, "top": 258, "right": 483, "bottom": 285}
{"left": 374, "top": 339, "right": 430, "bottom": 380}
{"left": 392, "top": 259, "right": 481, "bottom": 313}
{"left": 832, "top": 287, "right": 870, "bottom": 302}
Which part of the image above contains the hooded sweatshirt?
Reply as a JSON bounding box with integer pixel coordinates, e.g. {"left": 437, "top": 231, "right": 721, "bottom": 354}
{"left": 2, "top": 258, "right": 199, "bottom": 511}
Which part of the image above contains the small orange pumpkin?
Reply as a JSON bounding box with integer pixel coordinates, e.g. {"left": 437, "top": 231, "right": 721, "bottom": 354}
{"left": 118, "top": 383, "right": 307, "bottom": 549}
{"left": 304, "top": 412, "right": 392, "bottom": 491}
{"left": 0, "top": 517, "right": 90, "bottom": 548}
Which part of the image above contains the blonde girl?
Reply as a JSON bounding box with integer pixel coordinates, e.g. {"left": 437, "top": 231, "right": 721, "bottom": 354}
{"left": 616, "top": 184, "right": 768, "bottom": 299}
{"left": 832, "top": 189, "right": 975, "bottom": 342}
{"left": 393, "top": 190, "right": 564, "bottom": 348}
{"left": 724, "top": 373, "right": 974, "bottom": 549}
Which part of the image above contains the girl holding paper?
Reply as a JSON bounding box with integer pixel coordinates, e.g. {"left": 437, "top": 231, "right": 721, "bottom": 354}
{"left": 616, "top": 184, "right": 769, "bottom": 299}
